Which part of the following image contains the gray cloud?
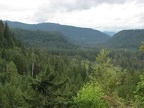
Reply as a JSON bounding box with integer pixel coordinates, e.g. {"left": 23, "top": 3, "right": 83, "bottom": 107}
{"left": 33, "top": 0, "right": 128, "bottom": 22}
{"left": 39, "top": 0, "right": 127, "bottom": 12}
{"left": 32, "top": 0, "right": 144, "bottom": 31}
{"left": 2, "top": 0, "right": 144, "bottom": 31}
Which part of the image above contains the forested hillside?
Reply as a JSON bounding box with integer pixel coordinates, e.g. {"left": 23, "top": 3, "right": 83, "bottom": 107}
{"left": 0, "top": 20, "right": 144, "bottom": 108}
{"left": 103, "top": 29, "right": 144, "bottom": 49}
{"left": 11, "top": 28, "right": 77, "bottom": 49}
{"left": 5, "top": 21, "right": 111, "bottom": 46}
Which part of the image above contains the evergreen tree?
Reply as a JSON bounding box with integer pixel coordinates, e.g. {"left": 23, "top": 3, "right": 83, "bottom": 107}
{"left": 4, "top": 22, "right": 11, "bottom": 47}
{"left": 6, "top": 61, "right": 19, "bottom": 85}
{"left": 0, "top": 20, "right": 4, "bottom": 47}
{"left": 31, "top": 67, "right": 68, "bottom": 107}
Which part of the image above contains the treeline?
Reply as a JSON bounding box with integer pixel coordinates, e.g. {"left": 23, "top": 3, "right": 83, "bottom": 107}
{"left": 43, "top": 48, "right": 144, "bottom": 70}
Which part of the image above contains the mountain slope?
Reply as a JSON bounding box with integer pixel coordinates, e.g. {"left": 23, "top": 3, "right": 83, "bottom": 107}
{"left": 11, "top": 28, "right": 77, "bottom": 49}
{"left": 5, "top": 21, "right": 111, "bottom": 45}
{"left": 103, "top": 29, "right": 144, "bottom": 49}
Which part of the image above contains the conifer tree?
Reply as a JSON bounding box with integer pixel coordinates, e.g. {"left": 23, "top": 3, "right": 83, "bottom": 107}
{"left": 6, "top": 61, "right": 19, "bottom": 85}
{"left": 31, "top": 67, "right": 68, "bottom": 107}
{"left": 0, "top": 20, "right": 4, "bottom": 47}
{"left": 4, "top": 22, "right": 14, "bottom": 48}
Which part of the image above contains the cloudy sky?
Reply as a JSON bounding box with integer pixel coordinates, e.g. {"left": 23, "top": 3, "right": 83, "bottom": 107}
{"left": 0, "top": 0, "right": 144, "bottom": 32}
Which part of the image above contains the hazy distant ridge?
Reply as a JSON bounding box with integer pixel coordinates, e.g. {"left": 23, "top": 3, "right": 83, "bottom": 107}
{"left": 5, "top": 21, "right": 111, "bottom": 45}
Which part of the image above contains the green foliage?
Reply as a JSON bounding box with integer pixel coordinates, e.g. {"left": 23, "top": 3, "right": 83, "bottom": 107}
{"left": 0, "top": 20, "right": 4, "bottom": 47}
{"left": 139, "top": 42, "right": 144, "bottom": 51}
{"left": 2, "top": 83, "right": 28, "bottom": 108}
{"left": 89, "top": 49, "right": 131, "bottom": 107}
{"left": 116, "top": 72, "right": 139, "bottom": 101}
{"left": 110, "top": 49, "right": 144, "bottom": 70}
{"left": 134, "top": 75, "right": 144, "bottom": 106}
{"left": 31, "top": 68, "right": 57, "bottom": 106}
{"left": 90, "top": 49, "right": 122, "bottom": 93}
{"left": 6, "top": 61, "right": 19, "bottom": 84}
{"left": 74, "top": 83, "right": 108, "bottom": 108}
{"left": 132, "top": 43, "right": 144, "bottom": 107}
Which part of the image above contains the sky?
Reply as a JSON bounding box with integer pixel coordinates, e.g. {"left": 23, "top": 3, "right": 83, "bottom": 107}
{"left": 0, "top": 0, "right": 144, "bottom": 32}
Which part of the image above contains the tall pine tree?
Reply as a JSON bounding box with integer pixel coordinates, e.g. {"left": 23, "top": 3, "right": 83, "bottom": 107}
{"left": 0, "top": 20, "right": 4, "bottom": 47}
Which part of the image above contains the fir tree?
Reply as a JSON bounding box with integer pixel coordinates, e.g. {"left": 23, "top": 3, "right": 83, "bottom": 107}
{"left": 0, "top": 20, "right": 4, "bottom": 47}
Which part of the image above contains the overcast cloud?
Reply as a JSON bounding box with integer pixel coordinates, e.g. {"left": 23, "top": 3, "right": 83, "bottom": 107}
{"left": 0, "top": 0, "right": 144, "bottom": 31}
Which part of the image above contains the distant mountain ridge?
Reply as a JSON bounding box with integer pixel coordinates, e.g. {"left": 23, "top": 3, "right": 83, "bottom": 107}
{"left": 5, "top": 21, "right": 111, "bottom": 46}
{"left": 103, "top": 29, "right": 144, "bottom": 49}
{"left": 104, "top": 31, "right": 116, "bottom": 36}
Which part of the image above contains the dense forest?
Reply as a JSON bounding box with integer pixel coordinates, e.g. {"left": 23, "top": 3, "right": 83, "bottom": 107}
{"left": 0, "top": 20, "right": 144, "bottom": 108}
{"left": 11, "top": 28, "right": 77, "bottom": 49}
{"left": 102, "top": 29, "right": 144, "bottom": 49}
